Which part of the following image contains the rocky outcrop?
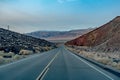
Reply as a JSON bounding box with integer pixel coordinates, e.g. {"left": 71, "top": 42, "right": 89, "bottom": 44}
{"left": 0, "top": 28, "right": 56, "bottom": 54}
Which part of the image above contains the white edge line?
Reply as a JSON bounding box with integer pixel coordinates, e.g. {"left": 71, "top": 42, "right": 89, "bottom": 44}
{"left": 0, "top": 48, "right": 59, "bottom": 69}
{"left": 70, "top": 52, "right": 114, "bottom": 80}
{"left": 0, "top": 52, "right": 45, "bottom": 68}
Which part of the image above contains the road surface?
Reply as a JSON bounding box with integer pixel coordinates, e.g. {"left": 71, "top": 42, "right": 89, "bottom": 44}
{"left": 0, "top": 46, "right": 120, "bottom": 80}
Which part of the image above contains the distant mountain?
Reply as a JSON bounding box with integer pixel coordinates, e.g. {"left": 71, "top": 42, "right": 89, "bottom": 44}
{"left": 66, "top": 16, "right": 120, "bottom": 52}
{"left": 0, "top": 28, "right": 56, "bottom": 54}
{"left": 26, "top": 28, "right": 94, "bottom": 41}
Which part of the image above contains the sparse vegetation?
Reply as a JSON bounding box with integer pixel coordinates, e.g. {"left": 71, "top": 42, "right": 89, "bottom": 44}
{"left": 67, "top": 46, "right": 120, "bottom": 71}
{"left": 0, "top": 46, "right": 56, "bottom": 65}
{"left": 0, "top": 56, "right": 4, "bottom": 64}
{"left": 19, "top": 49, "right": 33, "bottom": 55}
{"left": 0, "top": 28, "right": 57, "bottom": 65}
{"left": 0, "top": 50, "right": 33, "bottom": 65}
{"left": 13, "top": 54, "right": 27, "bottom": 60}
{"left": 0, "top": 51, "right": 27, "bottom": 65}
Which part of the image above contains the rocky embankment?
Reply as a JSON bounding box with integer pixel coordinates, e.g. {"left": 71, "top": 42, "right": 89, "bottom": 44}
{"left": 0, "top": 28, "right": 57, "bottom": 65}
{"left": 0, "top": 28, "right": 56, "bottom": 54}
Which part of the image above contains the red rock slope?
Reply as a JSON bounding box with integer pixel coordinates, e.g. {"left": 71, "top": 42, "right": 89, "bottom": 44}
{"left": 65, "top": 16, "right": 120, "bottom": 48}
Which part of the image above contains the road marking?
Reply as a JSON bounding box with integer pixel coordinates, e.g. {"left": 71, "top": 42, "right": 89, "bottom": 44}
{"left": 39, "top": 68, "right": 49, "bottom": 80}
{"left": 36, "top": 50, "right": 60, "bottom": 80}
{"left": 0, "top": 52, "right": 46, "bottom": 69}
{"left": 69, "top": 51, "right": 114, "bottom": 80}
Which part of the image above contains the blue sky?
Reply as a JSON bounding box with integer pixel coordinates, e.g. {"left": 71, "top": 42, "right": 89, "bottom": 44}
{"left": 0, "top": 0, "right": 120, "bottom": 33}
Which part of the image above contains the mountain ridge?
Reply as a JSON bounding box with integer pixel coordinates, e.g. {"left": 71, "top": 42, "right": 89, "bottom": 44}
{"left": 26, "top": 28, "right": 94, "bottom": 41}
{"left": 65, "top": 16, "right": 120, "bottom": 52}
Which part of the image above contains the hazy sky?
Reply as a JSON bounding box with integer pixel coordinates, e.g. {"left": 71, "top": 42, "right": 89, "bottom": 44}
{"left": 0, "top": 0, "right": 120, "bottom": 33}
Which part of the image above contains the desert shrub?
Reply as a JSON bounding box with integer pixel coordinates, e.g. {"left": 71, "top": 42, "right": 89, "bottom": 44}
{"left": 4, "top": 58, "right": 13, "bottom": 63}
{"left": 84, "top": 53, "right": 94, "bottom": 58}
{"left": 33, "top": 46, "right": 41, "bottom": 52}
{"left": 111, "top": 62, "right": 117, "bottom": 67}
{"left": 13, "top": 54, "right": 26, "bottom": 60}
{"left": 0, "top": 51, "right": 15, "bottom": 58}
{"left": 33, "top": 46, "right": 51, "bottom": 53}
{"left": 116, "top": 62, "right": 120, "bottom": 70}
{"left": 5, "top": 52, "right": 14, "bottom": 57}
{"left": 0, "top": 51, "right": 5, "bottom": 56}
{"left": 19, "top": 49, "right": 33, "bottom": 55}
{"left": 43, "top": 47, "right": 51, "bottom": 51}
{"left": 0, "top": 56, "right": 5, "bottom": 64}
{"left": 95, "top": 57, "right": 112, "bottom": 65}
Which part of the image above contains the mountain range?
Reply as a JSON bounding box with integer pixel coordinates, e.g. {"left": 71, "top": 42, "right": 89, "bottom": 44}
{"left": 26, "top": 28, "right": 94, "bottom": 42}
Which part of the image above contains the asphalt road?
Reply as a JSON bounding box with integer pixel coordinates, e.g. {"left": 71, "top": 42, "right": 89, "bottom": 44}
{"left": 0, "top": 46, "right": 120, "bottom": 80}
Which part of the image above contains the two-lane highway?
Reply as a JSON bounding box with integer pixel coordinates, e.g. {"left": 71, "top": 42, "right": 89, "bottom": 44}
{"left": 0, "top": 46, "right": 120, "bottom": 80}
{"left": 0, "top": 48, "right": 60, "bottom": 80}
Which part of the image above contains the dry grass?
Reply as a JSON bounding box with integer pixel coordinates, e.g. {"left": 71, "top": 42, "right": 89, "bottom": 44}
{"left": 0, "top": 56, "right": 4, "bottom": 64}
{"left": 33, "top": 46, "right": 52, "bottom": 53}
{"left": 19, "top": 49, "right": 33, "bottom": 55}
{"left": 0, "top": 51, "right": 27, "bottom": 65}
{"left": 0, "top": 46, "right": 54, "bottom": 65}
{"left": 13, "top": 54, "right": 26, "bottom": 60}
{"left": 67, "top": 46, "right": 120, "bottom": 70}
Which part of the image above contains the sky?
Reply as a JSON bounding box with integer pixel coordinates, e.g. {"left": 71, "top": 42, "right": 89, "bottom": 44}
{"left": 0, "top": 0, "right": 120, "bottom": 33}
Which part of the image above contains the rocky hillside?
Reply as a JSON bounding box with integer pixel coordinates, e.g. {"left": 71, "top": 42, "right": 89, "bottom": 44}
{"left": 26, "top": 28, "right": 94, "bottom": 41}
{"left": 66, "top": 16, "right": 120, "bottom": 52}
{"left": 0, "top": 28, "right": 56, "bottom": 54}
